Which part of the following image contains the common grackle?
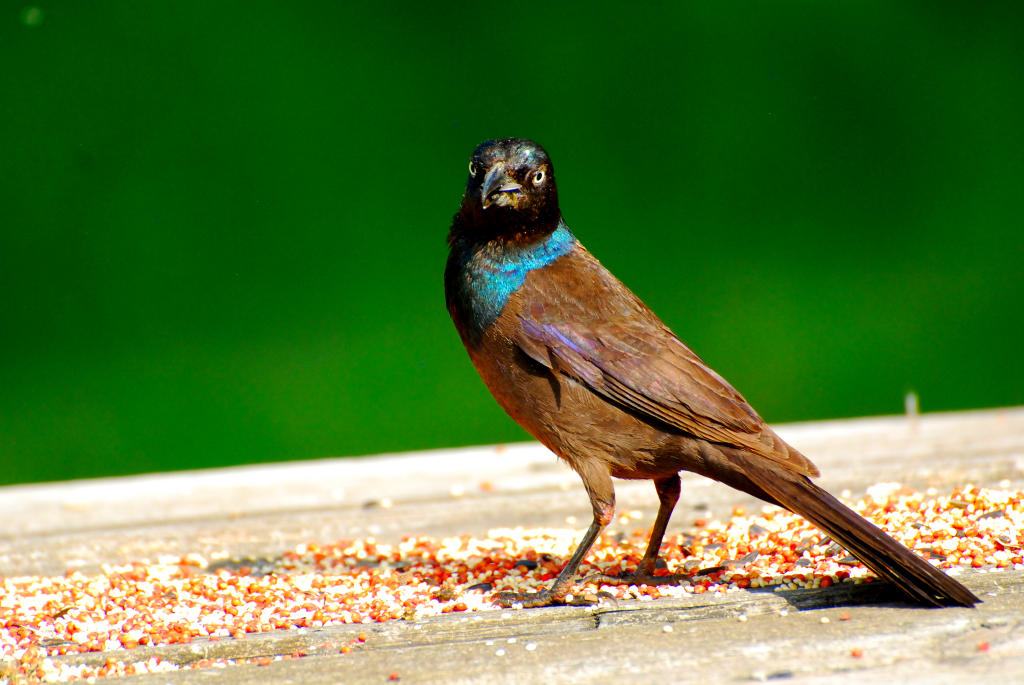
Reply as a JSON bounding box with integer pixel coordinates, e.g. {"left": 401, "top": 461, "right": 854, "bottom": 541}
{"left": 444, "top": 138, "right": 978, "bottom": 608}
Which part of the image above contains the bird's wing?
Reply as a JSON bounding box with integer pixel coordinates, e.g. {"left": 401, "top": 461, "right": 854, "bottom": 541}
{"left": 513, "top": 248, "right": 817, "bottom": 475}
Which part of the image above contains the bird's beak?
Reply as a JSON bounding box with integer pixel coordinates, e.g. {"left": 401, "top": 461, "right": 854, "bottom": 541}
{"left": 481, "top": 163, "right": 523, "bottom": 209}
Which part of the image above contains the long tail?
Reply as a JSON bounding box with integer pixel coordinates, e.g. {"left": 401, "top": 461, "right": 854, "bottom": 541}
{"left": 735, "top": 457, "right": 979, "bottom": 607}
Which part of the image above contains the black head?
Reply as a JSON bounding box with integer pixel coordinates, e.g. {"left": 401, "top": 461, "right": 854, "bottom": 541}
{"left": 452, "top": 138, "right": 561, "bottom": 242}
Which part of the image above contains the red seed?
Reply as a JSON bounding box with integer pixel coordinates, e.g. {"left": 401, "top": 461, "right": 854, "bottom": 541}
{"left": 851, "top": 649, "right": 863, "bottom": 658}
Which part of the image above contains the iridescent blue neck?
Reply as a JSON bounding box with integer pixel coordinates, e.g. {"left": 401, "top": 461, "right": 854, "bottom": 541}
{"left": 449, "top": 221, "right": 577, "bottom": 341}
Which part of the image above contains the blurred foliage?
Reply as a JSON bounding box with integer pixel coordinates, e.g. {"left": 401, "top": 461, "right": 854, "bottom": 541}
{"left": 2, "top": 1, "right": 1022, "bottom": 485}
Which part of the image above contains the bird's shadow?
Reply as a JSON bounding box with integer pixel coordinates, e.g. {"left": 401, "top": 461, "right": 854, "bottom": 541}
{"left": 203, "top": 552, "right": 948, "bottom": 614}
{"left": 748, "top": 580, "right": 929, "bottom": 611}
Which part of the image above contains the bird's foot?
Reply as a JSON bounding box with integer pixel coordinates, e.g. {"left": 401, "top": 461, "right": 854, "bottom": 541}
{"left": 493, "top": 589, "right": 560, "bottom": 608}
{"left": 585, "top": 569, "right": 685, "bottom": 587}
{"left": 493, "top": 588, "right": 599, "bottom": 608}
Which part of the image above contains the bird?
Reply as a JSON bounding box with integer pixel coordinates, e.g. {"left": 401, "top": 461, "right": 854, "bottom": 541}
{"left": 444, "top": 137, "right": 979, "bottom": 609}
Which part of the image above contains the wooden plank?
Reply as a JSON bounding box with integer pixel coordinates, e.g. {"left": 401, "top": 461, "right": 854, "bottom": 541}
{"left": 40, "top": 569, "right": 1022, "bottom": 684}
{"left": 2, "top": 407, "right": 1023, "bottom": 684}
{"left": 2, "top": 407, "right": 1022, "bottom": 578}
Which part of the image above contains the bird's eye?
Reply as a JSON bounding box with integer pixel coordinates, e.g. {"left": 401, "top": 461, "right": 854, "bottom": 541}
{"left": 533, "top": 170, "right": 545, "bottom": 184}
{"left": 469, "top": 162, "right": 478, "bottom": 175}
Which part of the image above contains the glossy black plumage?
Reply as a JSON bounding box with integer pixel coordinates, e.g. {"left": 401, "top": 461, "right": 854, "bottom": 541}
{"left": 445, "top": 138, "right": 978, "bottom": 608}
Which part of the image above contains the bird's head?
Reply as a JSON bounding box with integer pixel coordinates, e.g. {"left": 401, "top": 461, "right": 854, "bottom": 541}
{"left": 453, "top": 138, "right": 561, "bottom": 241}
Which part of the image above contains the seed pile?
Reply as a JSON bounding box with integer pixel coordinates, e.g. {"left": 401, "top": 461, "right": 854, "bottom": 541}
{"left": 2, "top": 484, "right": 1021, "bottom": 682}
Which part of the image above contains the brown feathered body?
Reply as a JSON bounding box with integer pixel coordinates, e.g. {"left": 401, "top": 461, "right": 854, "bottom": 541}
{"left": 464, "top": 244, "right": 812, "bottom": 498}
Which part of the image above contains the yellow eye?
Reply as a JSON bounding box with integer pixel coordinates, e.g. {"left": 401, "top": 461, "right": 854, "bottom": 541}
{"left": 469, "top": 162, "right": 478, "bottom": 175}
{"left": 533, "top": 170, "right": 545, "bottom": 184}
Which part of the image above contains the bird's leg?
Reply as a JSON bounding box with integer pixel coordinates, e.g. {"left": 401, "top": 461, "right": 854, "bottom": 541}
{"left": 494, "top": 467, "right": 615, "bottom": 608}
{"left": 588, "top": 474, "right": 686, "bottom": 587}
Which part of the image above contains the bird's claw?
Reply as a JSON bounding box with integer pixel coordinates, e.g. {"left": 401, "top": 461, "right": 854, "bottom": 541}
{"left": 493, "top": 589, "right": 561, "bottom": 608}
{"left": 585, "top": 570, "right": 685, "bottom": 587}
{"left": 492, "top": 588, "right": 600, "bottom": 608}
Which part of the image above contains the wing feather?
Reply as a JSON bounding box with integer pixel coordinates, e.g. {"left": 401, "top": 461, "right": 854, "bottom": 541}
{"left": 513, "top": 247, "right": 817, "bottom": 476}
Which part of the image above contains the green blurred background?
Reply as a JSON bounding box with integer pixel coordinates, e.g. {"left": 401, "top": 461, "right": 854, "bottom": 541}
{"left": 2, "top": 2, "right": 1022, "bottom": 486}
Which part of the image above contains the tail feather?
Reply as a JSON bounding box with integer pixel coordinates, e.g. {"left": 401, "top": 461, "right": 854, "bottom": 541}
{"left": 736, "top": 459, "right": 979, "bottom": 607}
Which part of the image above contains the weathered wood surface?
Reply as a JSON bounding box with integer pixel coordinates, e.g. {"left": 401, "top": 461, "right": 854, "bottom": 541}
{"left": 3, "top": 406, "right": 1024, "bottom": 682}
{"left": 38, "top": 570, "right": 1024, "bottom": 684}
{"left": 2, "top": 406, "right": 1022, "bottom": 579}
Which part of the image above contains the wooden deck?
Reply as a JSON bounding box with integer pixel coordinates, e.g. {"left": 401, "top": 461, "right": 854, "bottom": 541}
{"left": 3, "top": 406, "right": 1023, "bottom": 683}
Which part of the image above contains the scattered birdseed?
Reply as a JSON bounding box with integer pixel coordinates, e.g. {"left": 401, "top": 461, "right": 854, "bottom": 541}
{"left": 2, "top": 484, "right": 1020, "bottom": 682}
